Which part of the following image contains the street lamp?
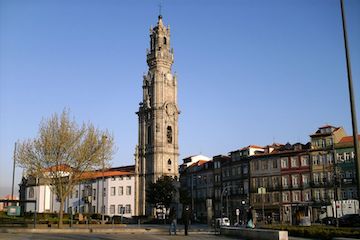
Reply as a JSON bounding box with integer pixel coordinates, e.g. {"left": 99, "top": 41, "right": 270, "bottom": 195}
{"left": 101, "top": 135, "right": 107, "bottom": 225}
{"left": 258, "top": 187, "right": 266, "bottom": 222}
{"left": 220, "top": 185, "right": 232, "bottom": 220}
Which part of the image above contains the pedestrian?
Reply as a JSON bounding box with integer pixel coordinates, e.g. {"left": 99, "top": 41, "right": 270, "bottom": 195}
{"left": 182, "top": 205, "right": 190, "bottom": 236}
{"left": 246, "top": 207, "right": 255, "bottom": 229}
{"left": 169, "top": 207, "right": 177, "bottom": 235}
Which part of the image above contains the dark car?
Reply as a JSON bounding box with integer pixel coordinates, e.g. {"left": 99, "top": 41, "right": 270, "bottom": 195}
{"left": 339, "top": 214, "right": 360, "bottom": 227}
{"left": 321, "top": 217, "right": 336, "bottom": 225}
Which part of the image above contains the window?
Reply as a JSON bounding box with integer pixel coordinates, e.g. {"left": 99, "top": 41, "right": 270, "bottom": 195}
{"left": 254, "top": 161, "right": 259, "bottom": 171}
{"left": 304, "top": 191, "right": 311, "bottom": 201}
{"left": 281, "top": 157, "right": 288, "bottom": 168}
{"left": 118, "top": 204, "right": 124, "bottom": 214}
{"left": 28, "top": 187, "right": 34, "bottom": 198}
{"left": 163, "top": 37, "right": 167, "bottom": 45}
{"left": 312, "top": 155, "right": 320, "bottom": 165}
{"left": 168, "top": 159, "right": 171, "bottom": 171}
{"left": 273, "top": 159, "right": 278, "bottom": 169}
{"left": 110, "top": 205, "right": 115, "bottom": 214}
{"left": 291, "top": 157, "right": 298, "bottom": 168}
{"left": 301, "top": 155, "right": 309, "bottom": 166}
{"left": 81, "top": 189, "right": 85, "bottom": 198}
{"left": 342, "top": 191, "right": 347, "bottom": 199}
{"left": 273, "top": 192, "right": 280, "bottom": 203}
{"left": 273, "top": 177, "right": 280, "bottom": 187}
{"left": 292, "top": 175, "right": 299, "bottom": 187}
{"left": 243, "top": 165, "right": 248, "bottom": 175}
{"left": 293, "top": 192, "right": 300, "bottom": 202}
{"left": 313, "top": 173, "right": 319, "bottom": 183}
{"left": 302, "top": 174, "right": 310, "bottom": 186}
{"left": 126, "top": 186, "right": 131, "bottom": 195}
{"left": 314, "top": 190, "right": 320, "bottom": 200}
{"left": 111, "top": 187, "right": 116, "bottom": 196}
{"left": 118, "top": 186, "right": 123, "bottom": 195}
{"left": 327, "top": 153, "right": 333, "bottom": 164}
{"left": 111, "top": 177, "right": 116, "bottom": 181}
{"left": 282, "top": 192, "right": 290, "bottom": 202}
{"left": 93, "top": 189, "right": 96, "bottom": 200}
{"left": 167, "top": 126, "right": 172, "bottom": 143}
{"left": 75, "top": 190, "right": 79, "bottom": 198}
{"left": 282, "top": 176, "right": 289, "bottom": 188}
{"left": 103, "top": 188, "right": 106, "bottom": 196}
{"left": 127, "top": 176, "right": 131, "bottom": 180}
{"left": 125, "top": 204, "right": 131, "bottom": 214}
{"left": 262, "top": 160, "right": 268, "bottom": 170}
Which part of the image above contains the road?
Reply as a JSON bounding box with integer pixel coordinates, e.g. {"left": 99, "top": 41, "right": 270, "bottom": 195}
{"left": 0, "top": 233, "right": 320, "bottom": 240}
{"left": 0, "top": 233, "right": 228, "bottom": 240}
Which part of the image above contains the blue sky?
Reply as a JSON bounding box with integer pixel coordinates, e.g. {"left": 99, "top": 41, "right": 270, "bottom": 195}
{"left": 0, "top": 0, "right": 359, "bottom": 196}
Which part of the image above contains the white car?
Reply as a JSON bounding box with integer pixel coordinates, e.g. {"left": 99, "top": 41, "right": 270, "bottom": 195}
{"left": 216, "top": 217, "right": 230, "bottom": 226}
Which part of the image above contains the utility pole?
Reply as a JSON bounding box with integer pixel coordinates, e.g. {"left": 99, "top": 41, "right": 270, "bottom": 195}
{"left": 11, "top": 142, "right": 17, "bottom": 203}
{"left": 340, "top": 0, "right": 360, "bottom": 205}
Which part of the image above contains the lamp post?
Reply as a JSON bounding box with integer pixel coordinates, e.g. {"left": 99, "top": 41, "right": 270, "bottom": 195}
{"left": 258, "top": 187, "right": 266, "bottom": 222}
{"left": 220, "top": 185, "right": 232, "bottom": 219}
{"left": 340, "top": 0, "right": 360, "bottom": 205}
{"left": 101, "top": 135, "right": 107, "bottom": 225}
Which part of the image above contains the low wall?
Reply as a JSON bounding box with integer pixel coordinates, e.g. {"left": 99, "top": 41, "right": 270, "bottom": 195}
{"left": 221, "top": 227, "right": 288, "bottom": 240}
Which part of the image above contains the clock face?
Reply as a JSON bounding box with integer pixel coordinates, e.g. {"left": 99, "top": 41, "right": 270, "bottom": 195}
{"left": 166, "top": 103, "right": 176, "bottom": 116}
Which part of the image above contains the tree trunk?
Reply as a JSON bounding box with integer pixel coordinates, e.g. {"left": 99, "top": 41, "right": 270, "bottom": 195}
{"left": 58, "top": 200, "right": 64, "bottom": 228}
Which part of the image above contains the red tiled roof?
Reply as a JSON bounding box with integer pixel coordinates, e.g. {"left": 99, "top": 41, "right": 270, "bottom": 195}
{"left": 43, "top": 164, "right": 72, "bottom": 172}
{"left": 79, "top": 170, "right": 133, "bottom": 180}
{"left": 189, "top": 160, "right": 208, "bottom": 168}
{"left": 239, "top": 145, "right": 263, "bottom": 151}
{"left": 338, "top": 135, "right": 360, "bottom": 144}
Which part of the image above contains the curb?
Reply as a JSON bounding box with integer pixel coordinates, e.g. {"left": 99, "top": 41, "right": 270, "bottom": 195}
{"left": 0, "top": 228, "right": 214, "bottom": 235}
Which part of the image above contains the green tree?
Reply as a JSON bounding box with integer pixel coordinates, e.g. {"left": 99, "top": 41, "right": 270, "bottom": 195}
{"left": 179, "top": 188, "right": 191, "bottom": 205}
{"left": 146, "top": 176, "right": 177, "bottom": 210}
{"left": 16, "top": 110, "right": 115, "bottom": 228}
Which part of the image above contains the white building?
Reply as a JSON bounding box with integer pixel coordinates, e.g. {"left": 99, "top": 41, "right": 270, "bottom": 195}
{"left": 23, "top": 166, "right": 135, "bottom": 218}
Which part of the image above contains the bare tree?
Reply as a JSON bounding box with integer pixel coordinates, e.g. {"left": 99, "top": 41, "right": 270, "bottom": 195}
{"left": 16, "top": 109, "right": 115, "bottom": 228}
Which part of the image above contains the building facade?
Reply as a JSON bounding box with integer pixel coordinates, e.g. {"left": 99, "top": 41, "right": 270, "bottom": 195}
{"left": 179, "top": 125, "right": 358, "bottom": 225}
{"left": 309, "top": 125, "right": 346, "bottom": 221}
{"left": 135, "top": 15, "right": 180, "bottom": 216}
{"left": 21, "top": 166, "right": 135, "bottom": 218}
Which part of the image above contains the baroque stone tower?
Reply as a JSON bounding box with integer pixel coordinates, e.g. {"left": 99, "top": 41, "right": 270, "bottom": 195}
{"left": 135, "top": 15, "right": 179, "bottom": 216}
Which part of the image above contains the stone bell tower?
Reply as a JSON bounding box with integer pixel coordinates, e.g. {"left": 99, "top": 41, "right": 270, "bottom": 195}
{"left": 135, "top": 15, "right": 180, "bottom": 216}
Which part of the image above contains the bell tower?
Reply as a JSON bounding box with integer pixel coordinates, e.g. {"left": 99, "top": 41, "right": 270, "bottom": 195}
{"left": 135, "top": 15, "right": 180, "bottom": 216}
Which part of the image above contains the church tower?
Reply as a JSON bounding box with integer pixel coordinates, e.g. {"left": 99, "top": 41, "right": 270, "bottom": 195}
{"left": 135, "top": 15, "right": 179, "bottom": 216}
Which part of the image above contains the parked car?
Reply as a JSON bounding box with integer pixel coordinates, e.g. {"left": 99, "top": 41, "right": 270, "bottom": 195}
{"left": 339, "top": 214, "right": 360, "bottom": 227}
{"left": 215, "top": 217, "right": 230, "bottom": 227}
{"left": 320, "top": 217, "right": 336, "bottom": 226}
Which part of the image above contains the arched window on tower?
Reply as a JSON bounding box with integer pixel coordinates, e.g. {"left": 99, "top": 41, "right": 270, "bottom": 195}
{"left": 167, "top": 126, "right": 172, "bottom": 144}
{"left": 163, "top": 37, "right": 167, "bottom": 45}
{"left": 168, "top": 159, "right": 172, "bottom": 172}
